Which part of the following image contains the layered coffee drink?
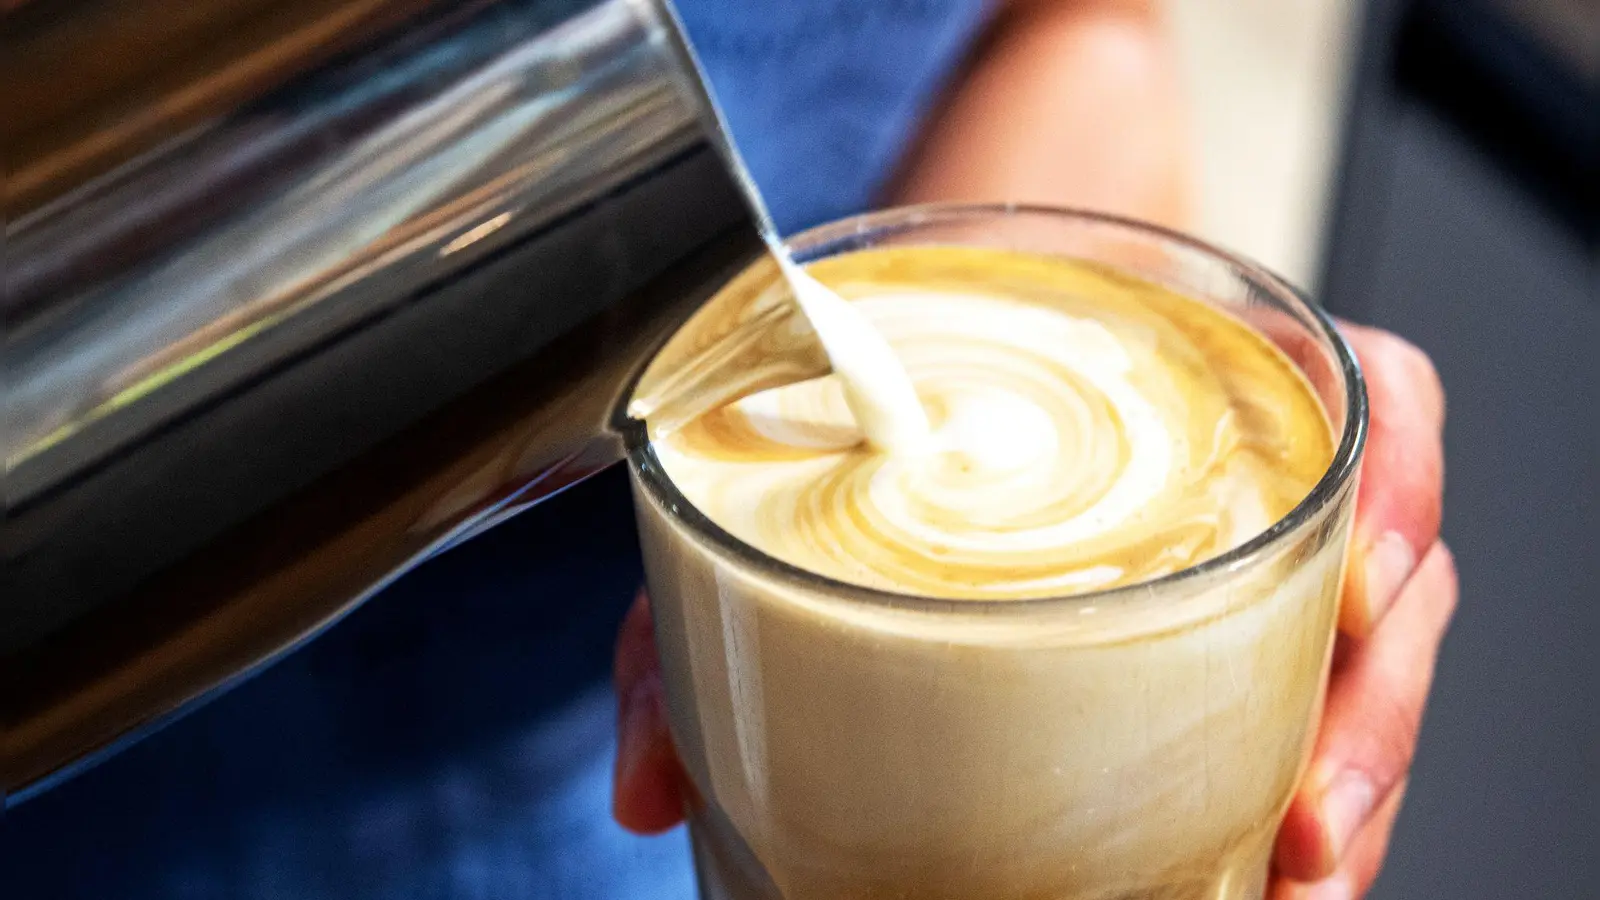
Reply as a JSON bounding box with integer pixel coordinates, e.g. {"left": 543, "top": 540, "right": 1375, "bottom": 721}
{"left": 626, "top": 211, "right": 1362, "bottom": 900}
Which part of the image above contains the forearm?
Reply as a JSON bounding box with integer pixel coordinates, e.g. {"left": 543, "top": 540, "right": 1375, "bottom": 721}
{"left": 889, "top": 0, "right": 1192, "bottom": 229}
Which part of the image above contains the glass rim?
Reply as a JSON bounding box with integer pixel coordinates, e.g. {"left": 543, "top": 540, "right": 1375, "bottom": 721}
{"left": 623, "top": 203, "right": 1369, "bottom": 614}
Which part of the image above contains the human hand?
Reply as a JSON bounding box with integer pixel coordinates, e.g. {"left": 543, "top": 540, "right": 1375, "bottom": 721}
{"left": 1269, "top": 323, "right": 1456, "bottom": 899}
{"left": 612, "top": 323, "right": 1457, "bottom": 900}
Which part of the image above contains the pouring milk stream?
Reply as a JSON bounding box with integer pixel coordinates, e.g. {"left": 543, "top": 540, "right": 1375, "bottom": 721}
{"left": 659, "top": 11, "right": 932, "bottom": 455}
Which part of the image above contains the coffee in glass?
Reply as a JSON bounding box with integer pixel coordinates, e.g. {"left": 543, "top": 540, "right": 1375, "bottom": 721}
{"left": 624, "top": 206, "right": 1367, "bottom": 900}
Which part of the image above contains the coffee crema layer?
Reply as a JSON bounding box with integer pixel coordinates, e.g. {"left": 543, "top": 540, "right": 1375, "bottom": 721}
{"left": 651, "top": 247, "right": 1333, "bottom": 600}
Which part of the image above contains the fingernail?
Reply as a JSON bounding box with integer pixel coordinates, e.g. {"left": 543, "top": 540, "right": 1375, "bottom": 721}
{"left": 1320, "top": 774, "right": 1376, "bottom": 863}
{"left": 1300, "top": 874, "right": 1354, "bottom": 900}
{"left": 1360, "top": 531, "right": 1416, "bottom": 628}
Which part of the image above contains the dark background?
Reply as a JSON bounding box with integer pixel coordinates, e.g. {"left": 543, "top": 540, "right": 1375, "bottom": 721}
{"left": 1320, "top": 0, "right": 1596, "bottom": 895}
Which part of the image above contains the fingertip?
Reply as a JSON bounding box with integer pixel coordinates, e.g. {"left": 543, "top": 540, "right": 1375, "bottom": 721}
{"left": 1274, "top": 761, "right": 1381, "bottom": 885}
{"left": 1275, "top": 776, "right": 1410, "bottom": 900}
{"left": 1340, "top": 324, "right": 1446, "bottom": 631}
{"left": 1274, "top": 872, "right": 1354, "bottom": 900}
{"left": 1403, "top": 540, "right": 1460, "bottom": 642}
{"left": 1340, "top": 530, "right": 1417, "bottom": 638}
{"left": 1273, "top": 786, "right": 1339, "bottom": 881}
{"left": 612, "top": 588, "right": 689, "bottom": 834}
{"left": 1346, "top": 325, "right": 1446, "bottom": 428}
{"left": 613, "top": 753, "right": 688, "bottom": 836}
{"left": 1288, "top": 540, "right": 1454, "bottom": 887}
{"left": 612, "top": 672, "right": 688, "bottom": 835}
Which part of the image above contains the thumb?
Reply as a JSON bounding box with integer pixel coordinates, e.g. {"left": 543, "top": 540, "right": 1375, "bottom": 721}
{"left": 612, "top": 590, "right": 689, "bottom": 834}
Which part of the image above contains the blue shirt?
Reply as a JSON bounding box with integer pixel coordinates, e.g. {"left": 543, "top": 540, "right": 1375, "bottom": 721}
{"left": 2, "top": 3, "right": 988, "bottom": 897}
{"left": 676, "top": 0, "right": 990, "bottom": 234}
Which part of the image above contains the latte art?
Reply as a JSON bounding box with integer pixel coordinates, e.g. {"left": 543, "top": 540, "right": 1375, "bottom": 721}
{"left": 651, "top": 247, "right": 1332, "bottom": 600}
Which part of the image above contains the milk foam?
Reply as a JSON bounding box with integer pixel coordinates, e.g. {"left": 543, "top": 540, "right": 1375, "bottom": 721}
{"left": 776, "top": 258, "right": 931, "bottom": 453}
{"left": 650, "top": 248, "right": 1332, "bottom": 600}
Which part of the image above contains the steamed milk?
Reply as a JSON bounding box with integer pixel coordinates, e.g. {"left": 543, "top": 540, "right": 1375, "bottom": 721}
{"left": 632, "top": 247, "right": 1349, "bottom": 900}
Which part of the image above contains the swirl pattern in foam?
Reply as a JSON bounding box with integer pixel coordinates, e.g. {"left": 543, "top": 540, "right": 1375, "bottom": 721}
{"left": 650, "top": 247, "right": 1333, "bottom": 600}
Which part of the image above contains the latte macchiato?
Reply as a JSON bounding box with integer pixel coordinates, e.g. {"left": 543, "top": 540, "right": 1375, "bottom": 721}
{"left": 626, "top": 212, "right": 1363, "bottom": 900}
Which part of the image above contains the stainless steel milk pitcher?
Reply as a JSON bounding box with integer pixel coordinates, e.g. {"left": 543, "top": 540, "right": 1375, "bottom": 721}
{"left": 2, "top": 0, "right": 762, "bottom": 801}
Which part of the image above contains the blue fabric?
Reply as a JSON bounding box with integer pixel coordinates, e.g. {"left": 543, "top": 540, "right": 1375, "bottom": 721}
{"left": 2, "top": 3, "right": 988, "bottom": 897}
{"left": 676, "top": 0, "right": 991, "bottom": 234}
{"left": 5, "top": 472, "right": 694, "bottom": 900}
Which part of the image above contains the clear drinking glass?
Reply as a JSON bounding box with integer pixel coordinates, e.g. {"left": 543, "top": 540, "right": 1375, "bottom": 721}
{"left": 622, "top": 206, "right": 1368, "bottom": 900}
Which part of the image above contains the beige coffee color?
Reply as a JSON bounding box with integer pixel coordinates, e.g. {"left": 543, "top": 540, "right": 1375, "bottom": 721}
{"left": 653, "top": 247, "right": 1332, "bottom": 599}
{"left": 630, "top": 246, "right": 1353, "bottom": 900}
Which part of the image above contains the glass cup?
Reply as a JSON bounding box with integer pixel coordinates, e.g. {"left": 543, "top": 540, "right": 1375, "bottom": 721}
{"left": 621, "top": 205, "right": 1368, "bottom": 900}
